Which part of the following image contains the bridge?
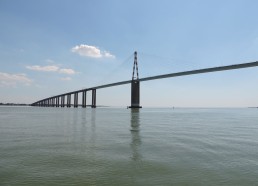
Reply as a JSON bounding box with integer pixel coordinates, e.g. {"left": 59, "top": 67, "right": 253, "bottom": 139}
{"left": 31, "top": 52, "right": 258, "bottom": 108}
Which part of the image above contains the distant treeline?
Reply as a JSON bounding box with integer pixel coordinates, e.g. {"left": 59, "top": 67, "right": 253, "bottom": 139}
{"left": 0, "top": 103, "right": 30, "bottom": 106}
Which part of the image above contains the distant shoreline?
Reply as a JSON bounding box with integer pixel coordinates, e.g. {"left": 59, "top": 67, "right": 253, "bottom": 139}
{"left": 0, "top": 103, "right": 30, "bottom": 106}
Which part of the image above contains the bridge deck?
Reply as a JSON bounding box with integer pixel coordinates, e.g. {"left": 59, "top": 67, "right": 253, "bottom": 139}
{"left": 94, "top": 61, "right": 258, "bottom": 89}
{"left": 33, "top": 61, "right": 258, "bottom": 103}
{"left": 140, "top": 61, "right": 258, "bottom": 82}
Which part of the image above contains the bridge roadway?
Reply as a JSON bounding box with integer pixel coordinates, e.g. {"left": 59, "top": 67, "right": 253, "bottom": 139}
{"left": 32, "top": 61, "right": 258, "bottom": 106}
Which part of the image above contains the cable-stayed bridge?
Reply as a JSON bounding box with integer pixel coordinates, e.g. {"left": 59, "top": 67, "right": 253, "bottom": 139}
{"left": 31, "top": 52, "right": 258, "bottom": 108}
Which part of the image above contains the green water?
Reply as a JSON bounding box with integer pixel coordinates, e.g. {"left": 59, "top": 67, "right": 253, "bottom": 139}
{"left": 0, "top": 107, "right": 258, "bottom": 185}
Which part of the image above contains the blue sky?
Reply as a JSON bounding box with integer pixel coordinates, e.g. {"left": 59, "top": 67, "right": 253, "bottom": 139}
{"left": 1, "top": 0, "right": 258, "bottom": 107}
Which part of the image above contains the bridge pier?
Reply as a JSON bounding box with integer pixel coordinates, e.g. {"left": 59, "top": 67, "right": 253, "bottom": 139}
{"left": 129, "top": 51, "right": 141, "bottom": 109}
{"left": 55, "top": 97, "right": 57, "bottom": 107}
{"left": 129, "top": 80, "right": 142, "bottom": 108}
{"left": 51, "top": 98, "right": 54, "bottom": 107}
{"left": 55, "top": 97, "right": 58, "bottom": 107}
{"left": 74, "top": 93, "right": 78, "bottom": 108}
{"left": 67, "top": 94, "right": 71, "bottom": 107}
{"left": 82, "top": 91, "right": 87, "bottom": 108}
{"left": 91, "top": 89, "right": 96, "bottom": 108}
{"left": 61, "top": 96, "right": 65, "bottom": 107}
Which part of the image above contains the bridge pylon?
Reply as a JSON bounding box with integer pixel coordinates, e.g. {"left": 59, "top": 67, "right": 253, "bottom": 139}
{"left": 129, "top": 51, "right": 142, "bottom": 108}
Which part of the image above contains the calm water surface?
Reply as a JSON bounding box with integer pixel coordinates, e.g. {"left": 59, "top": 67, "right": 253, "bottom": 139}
{"left": 0, "top": 107, "right": 258, "bottom": 185}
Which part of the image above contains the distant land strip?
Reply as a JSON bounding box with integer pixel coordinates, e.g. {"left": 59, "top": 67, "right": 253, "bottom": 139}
{"left": 0, "top": 103, "right": 30, "bottom": 106}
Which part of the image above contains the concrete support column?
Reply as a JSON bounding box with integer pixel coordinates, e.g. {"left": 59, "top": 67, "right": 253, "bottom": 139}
{"left": 63, "top": 96, "right": 65, "bottom": 107}
{"left": 82, "top": 91, "right": 87, "bottom": 108}
{"left": 51, "top": 98, "right": 54, "bottom": 107}
{"left": 91, "top": 89, "right": 96, "bottom": 108}
{"left": 60, "top": 96, "right": 62, "bottom": 107}
{"left": 56, "top": 97, "right": 59, "bottom": 107}
{"left": 58, "top": 97, "right": 60, "bottom": 107}
{"left": 129, "top": 80, "right": 142, "bottom": 108}
{"left": 61, "top": 96, "right": 64, "bottom": 107}
{"left": 67, "top": 94, "right": 71, "bottom": 107}
{"left": 74, "top": 93, "right": 78, "bottom": 108}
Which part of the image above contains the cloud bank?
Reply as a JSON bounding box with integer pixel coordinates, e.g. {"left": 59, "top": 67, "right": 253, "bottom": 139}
{"left": 71, "top": 44, "right": 115, "bottom": 58}
{"left": 26, "top": 65, "right": 76, "bottom": 75}
{"left": 59, "top": 68, "right": 76, "bottom": 75}
{"left": 26, "top": 65, "right": 59, "bottom": 72}
{"left": 0, "top": 72, "right": 32, "bottom": 87}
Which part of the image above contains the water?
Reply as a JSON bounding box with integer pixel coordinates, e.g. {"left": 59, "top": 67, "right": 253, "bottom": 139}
{"left": 0, "top": 107, "right": 258, "bottom": 185}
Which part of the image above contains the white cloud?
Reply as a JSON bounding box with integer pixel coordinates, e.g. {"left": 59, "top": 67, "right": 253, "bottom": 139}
{"left": 59, "top": 68, "right": 76, "bottom": 75}
{"left": 26, "top": 65, "right": 77, "bottom": 74}
{"left": 0, "top": 72, "right": 32, "bottom": 87}
{"left": 71, "top": 44, "right": 115, "bottom": 58}
{"left": 26, "top": 65, "right": 59, "bottom": 72}
{"left": 60, "top": 77, "right": 72, "bottom": 81}
{"left": 103, "top": 51, "right": 115, "bottom": 58}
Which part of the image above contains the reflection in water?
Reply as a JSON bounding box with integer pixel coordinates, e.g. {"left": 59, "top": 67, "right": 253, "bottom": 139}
{"left": 130, "top": 109, "right": 142, "bottom": 161}
{"left": 72, "top": 109, "right": 79, "bottom": 141}
{"left": 80, "top": 110, "right": 87, "bottom": 142}
{"left": 90, "top": 109, "right": 96, "bottom": 145}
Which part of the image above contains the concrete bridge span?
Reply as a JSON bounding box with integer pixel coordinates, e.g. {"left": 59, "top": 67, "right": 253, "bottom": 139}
{"left": 31, "top": 52, "right": 258, "bottom": 108}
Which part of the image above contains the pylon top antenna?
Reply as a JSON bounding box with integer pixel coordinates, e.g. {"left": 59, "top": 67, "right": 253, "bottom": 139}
{"left": 132, "top": 51, "right": 139, "bottom": 80}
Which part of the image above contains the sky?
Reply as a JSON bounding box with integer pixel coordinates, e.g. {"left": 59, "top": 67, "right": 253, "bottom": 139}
{"left": 0, "top": 0, "right": 258, "bottom": 107}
